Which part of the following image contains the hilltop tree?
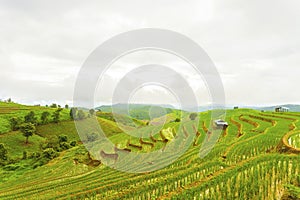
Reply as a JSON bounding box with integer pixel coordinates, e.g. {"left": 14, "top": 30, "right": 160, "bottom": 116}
{"left": 50, "top": 103, "right": 57, "bottom": 108}
{"left": 189, "top": 113, "right": 198, "bottom": 121}
{"left": 70, "top": 107, "right": 78, "bottom": 120}
{"left": 64, "top": 104, "right": 69, "bottom": 109}
{"left": 20, "top": 123, "right": 36, "bottom": 144}
{"left": 24, "top": 111, "right": 37, "bottom": 124}
{"left": 89, "top": 109, "right": 95, "bottom": 117}
{"left": 52, "top": 108, "right": 62, "bottom": 123}
{"left": 9, "top": 117, "right": 21, "bottom": 131}
{"left": 41, "top": 111, "right": 50, "bottom": 124}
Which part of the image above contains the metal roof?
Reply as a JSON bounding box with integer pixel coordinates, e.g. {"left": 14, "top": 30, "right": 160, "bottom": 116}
{"left": 214, "top": 119, "right": 228, "bottom": 126}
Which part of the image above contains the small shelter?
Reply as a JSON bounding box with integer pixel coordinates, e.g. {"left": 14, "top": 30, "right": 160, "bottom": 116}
{"left": 275, "top": 106, "right": 289, "bottom": 112}
{"left": 214, "top": 119, "right": 228, "bottom": 129}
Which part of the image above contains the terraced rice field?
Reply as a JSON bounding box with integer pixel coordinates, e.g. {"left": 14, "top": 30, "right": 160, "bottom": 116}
{"left": 0, "top": 108, "right": 299, "bottom": 199}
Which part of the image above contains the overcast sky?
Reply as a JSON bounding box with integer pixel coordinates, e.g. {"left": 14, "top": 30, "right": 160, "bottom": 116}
{"left": 0, "top": 0, "right": 300, "bottom": 107}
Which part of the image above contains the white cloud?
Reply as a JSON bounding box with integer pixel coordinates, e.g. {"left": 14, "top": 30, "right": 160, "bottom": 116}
{"left": 0, "top": 0, "right": 300, "bottom": 106}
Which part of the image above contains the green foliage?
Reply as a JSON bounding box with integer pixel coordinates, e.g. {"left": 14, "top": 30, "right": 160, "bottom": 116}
{"left": 285, "top": 184, "right": 300, "bottom": 199}
{"left": 52, "top": 108, "right": 62, "bottom": 123}
{"left": 50, "top": 103, "right": 57, "bottom": 108}
{"left": 0, "top": 105, "right": 300, "bottom": 199}
{"left": 58, "top": 134, "right": 68, "bottom": 143}
{"left": 42, "top": 148, "right": 58, "bottom": 160}
{"left": 189, "top": 113, "right": 198, "bottom": 120}
{"left": 70, "top": 108, "right": 78, "bottom": 120}
{"left": 24, "top": 111, "right": 37, "bottom": 124}
{"left": 174, "top": 118, "right": 181, "bottom": 122}
{"left": 40, "top": 111, "right": 50, "bottom": 124}
{"left": 89, "top": 109, "right": 95, "bottom": 116}
{"left": 0, "top": 102, "right": 71, "bottom": 133}
{"left": 22, "top": 151, "right": 27, "bottom": 160}
{"left": 59, "top": 142, "right": 71, "bottom": 150}
{"left": 70, "top": 141, "right": 77, "bottom": 147}
{"left": 9, "top": 117, "right": 21, "bottom": 131}
{"left": 19, "top": 123, "right": 36, "bottom": 144}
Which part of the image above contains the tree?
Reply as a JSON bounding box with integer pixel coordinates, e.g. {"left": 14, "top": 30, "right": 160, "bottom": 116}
{"left": 52, "top": 108, "right": 62, "bottom": 123}
{"left": 50, "top": 103, "right": 57, "bottom": 108}
{"left": 65, "top": 104, "right": 69, "bottom": 109}
{"left": 41, "top": 111, "right": 50, "bottom": 124}
{"left": 24, "top": 111, "right": 37, "bottom": 124}
{"left": 77, "top": 110, "right": 86, "bottom": 120}
{"left": 42, "top": 148, "right": 57, "bottom": 160}
{"left": 89, "top": 109, "right": 95, "bottom": 117}
{"left": 175, "top": 118, "right": 181, "bottom": 122}
{"left": 70, "top": 107, "right": 78, "bottom": 120}
{"left": 189, "top": 113, "right": 198, "bottom": 121}
{"left": 7, "top": 98, "right": 12, "bottom": 103}
{"left": 20, "top": 123, "right": 36, "bottom": 144}
{"left": 58, "top": 135, "right": 68, "bottom": 143}
{"left": 9, "top": 117, "right": 21, "bottom": 131}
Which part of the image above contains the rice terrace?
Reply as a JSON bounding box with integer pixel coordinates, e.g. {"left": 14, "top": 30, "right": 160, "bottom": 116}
{"left": 0, "top": 101, "right": 299, "bottom": 199}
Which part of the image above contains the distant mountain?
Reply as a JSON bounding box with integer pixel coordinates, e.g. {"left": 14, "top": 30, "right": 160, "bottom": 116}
{"left": 247, "top": 104, "right": 300, "bottom": 112}
{"left": 96, "top": 103, "right": 176, "bottom": 120}
{"left": 97, "top": 103, "right": 300, "bottom": 114}
{"left": 177, "top": 104, "right": 300, "bottom": 112}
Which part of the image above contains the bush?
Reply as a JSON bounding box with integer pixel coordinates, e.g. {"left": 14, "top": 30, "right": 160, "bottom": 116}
{"left": 9, "top": 117, "right": 22, "bottom": 131}
{"left": 60, "top": 142, "right": 71, "bottom": 150}
{"left": 42, "top": 148, "right": 58, "bottom": 160}
{"left": 58, "top": 135, "right": 68, "bottom": 143}
{"left": 22, "top": 151, "right": 27, "bottom": 159}
{"left": 24, "top": 111, "right": 37, "bottom": 124}
{"left": 70, "top": 141, "right": 77, "bottom": 147}
{"left": 189, "top": 113, "right": 198, "bottom": 120}
{"left": 174, "top": 118, "right": 181, "bottom": 122}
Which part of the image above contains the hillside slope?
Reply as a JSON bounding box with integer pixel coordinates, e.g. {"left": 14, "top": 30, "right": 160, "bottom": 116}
{"left": 0, "top": 105, "right": 299, "bottom": 199}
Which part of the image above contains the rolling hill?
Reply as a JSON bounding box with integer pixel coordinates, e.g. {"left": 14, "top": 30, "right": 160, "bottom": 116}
{"left": 0, "top": 102, "right": 299, "bottom": 199}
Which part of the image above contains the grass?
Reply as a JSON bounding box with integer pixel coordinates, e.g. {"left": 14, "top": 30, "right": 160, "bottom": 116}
{"left": 0, "top": 131, "right": 46, "bottom": 158}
